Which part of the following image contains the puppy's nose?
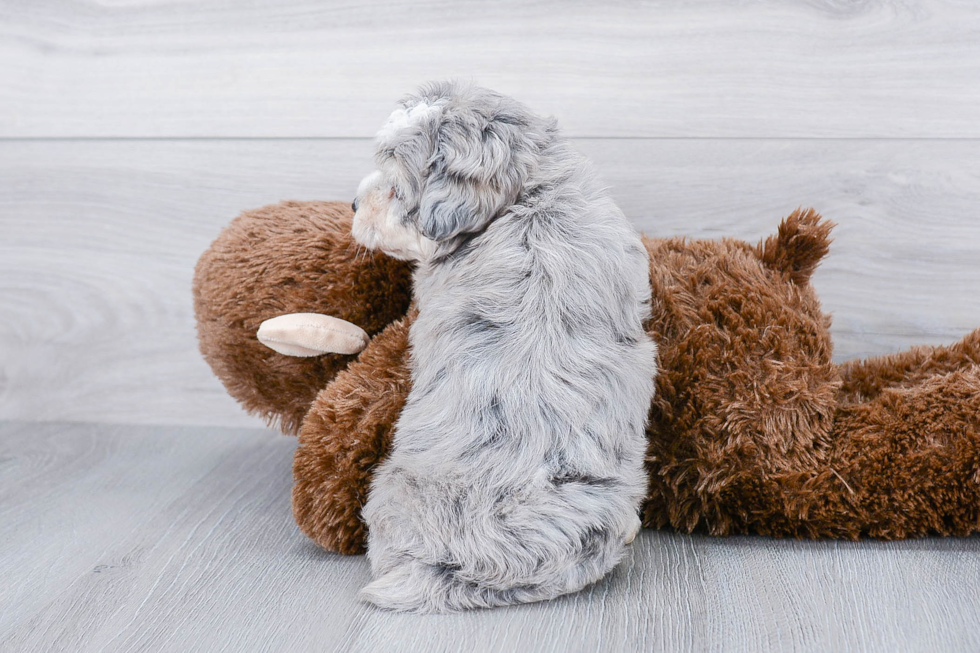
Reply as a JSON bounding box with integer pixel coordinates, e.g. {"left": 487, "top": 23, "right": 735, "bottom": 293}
{"left": 352, "top": 198, "right": 359, "bottom": 213}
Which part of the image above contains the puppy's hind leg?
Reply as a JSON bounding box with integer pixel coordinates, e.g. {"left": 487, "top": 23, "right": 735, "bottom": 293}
{"left": 360, "top": 558, "right": 560, "bottom": 614}
{"left": 624, "top": 513, "right": 642, "bottom": 545}
{"left": 359, "top": 559, "right": 484, "bottom": 614}
{"left": 360, "top": 531, "right": 629, "bottom": 613}
{"left": 359, "top": 562, "right": 434, "bottom": 613}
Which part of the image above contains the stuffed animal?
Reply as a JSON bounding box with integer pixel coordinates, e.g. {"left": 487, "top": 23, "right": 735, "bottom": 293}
{"left": 194, "top": 200, "right": 980, "bottom": 555}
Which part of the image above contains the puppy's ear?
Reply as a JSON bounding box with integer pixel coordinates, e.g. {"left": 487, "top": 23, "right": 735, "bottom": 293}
{"left": 418, "top": 113, "right": 536, "bottom": 242}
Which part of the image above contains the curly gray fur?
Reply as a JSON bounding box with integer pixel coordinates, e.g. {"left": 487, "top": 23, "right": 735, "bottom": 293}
{"left": 352, "top": 81, "right": 657, "bottom": 612}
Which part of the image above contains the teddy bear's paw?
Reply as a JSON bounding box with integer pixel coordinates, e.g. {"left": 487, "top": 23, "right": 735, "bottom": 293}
{"left": 257, "top": 313, "right": 369, "bottom": 357}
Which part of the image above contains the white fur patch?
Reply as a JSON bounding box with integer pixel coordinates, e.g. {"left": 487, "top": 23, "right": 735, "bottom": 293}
{"left": 376, "top": 101, "right": 441, "bottom": 141}
{"left": 352, "top": 170, "right": 437, "bottom": 262}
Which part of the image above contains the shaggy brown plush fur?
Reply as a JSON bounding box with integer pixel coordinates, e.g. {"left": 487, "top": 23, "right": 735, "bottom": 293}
{"left": 641, "top": 213, "right": 980, "bottom": 539}
{"left": 292, "top": 309, "right": 415, "bottom": 554}
{"left": 194, "top": 201, "right": 980, "bottom": 553}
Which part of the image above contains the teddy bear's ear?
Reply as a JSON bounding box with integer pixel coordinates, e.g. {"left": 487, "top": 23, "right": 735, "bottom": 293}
{"left": 756, "top": 208, "right": 835, "bottom": 285}
{"left": 257, "top": 313, "right": 369, "bottom": 357}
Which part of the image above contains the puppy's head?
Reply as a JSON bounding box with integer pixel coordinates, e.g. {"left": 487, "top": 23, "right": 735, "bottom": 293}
{"left": 352, "top": 81, "right": 553, "bottom": 261}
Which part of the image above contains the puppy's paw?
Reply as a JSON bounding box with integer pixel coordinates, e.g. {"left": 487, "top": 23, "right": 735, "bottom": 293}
{"left": 624, "top": 514, "right": 641, "bottom": 545}
{"left": 359, "top": 563, "right": 445, "bottom": 614}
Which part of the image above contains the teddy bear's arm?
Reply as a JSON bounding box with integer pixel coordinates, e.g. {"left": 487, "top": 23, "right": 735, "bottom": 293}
{"left": 257, "top": 313, "right": 369, "bottom": 357}
{"left": 292, "top": 308, "right": 416, "bottom": 554}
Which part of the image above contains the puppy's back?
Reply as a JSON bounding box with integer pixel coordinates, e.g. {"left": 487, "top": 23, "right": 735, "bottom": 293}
{"left": 361, "top": 85, "right": 656, "bottom": 613}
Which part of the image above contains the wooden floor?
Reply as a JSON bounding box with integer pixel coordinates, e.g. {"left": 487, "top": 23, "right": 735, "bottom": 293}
{"left": 2, "top": 421, "right": 978, "bottom": 653}
{"left": 3, "top": 1, "right": 980, "bottom": 650}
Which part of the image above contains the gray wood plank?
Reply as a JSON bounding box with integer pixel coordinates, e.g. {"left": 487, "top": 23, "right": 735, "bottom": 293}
{"left": 2, "top": 0, "right": 979, "bottom": 138}
{"left": 2, "top": 138, "right": 979, "bottom": 427}
{"left": 0, "top": 421, "right": 291, "bottom": 638}
{"left": 2, "top": 421, "right": 979, "bottom": 653}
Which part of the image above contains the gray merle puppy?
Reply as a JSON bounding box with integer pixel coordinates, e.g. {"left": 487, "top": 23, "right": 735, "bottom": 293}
{"left": 350, "top": 81, "right": 656, "bottom": 613}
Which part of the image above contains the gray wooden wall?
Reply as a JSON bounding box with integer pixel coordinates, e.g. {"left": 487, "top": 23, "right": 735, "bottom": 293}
{"left": 2, "top": 0, "right": 980, "bottom": 428}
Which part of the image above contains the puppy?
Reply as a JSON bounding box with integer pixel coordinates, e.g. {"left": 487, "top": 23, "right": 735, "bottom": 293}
{"left": 350, "top": 82, "right": 656, "bottom": 612}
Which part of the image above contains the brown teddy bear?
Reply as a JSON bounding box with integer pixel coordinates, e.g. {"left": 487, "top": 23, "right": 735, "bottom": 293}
{"left": 193, "top": 200, "right": 980, "bottom": 555}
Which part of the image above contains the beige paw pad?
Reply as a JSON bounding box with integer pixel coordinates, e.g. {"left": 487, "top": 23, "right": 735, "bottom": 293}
{"left": 257, "top": 313, "right": 369, "bottom": 357}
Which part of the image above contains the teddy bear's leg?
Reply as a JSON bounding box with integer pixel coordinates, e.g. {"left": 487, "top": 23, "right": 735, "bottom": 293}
{"left": 193, "top": 201, "right": 414, "bottom": 434}
{"left": 291, "top": 310, "right": 415, "bottom": 554}
{"left": 802, "top": 363, "right": 980, "bottom": 539}
{"left": 838, "top": 328, "right": 980, "bottom": 403}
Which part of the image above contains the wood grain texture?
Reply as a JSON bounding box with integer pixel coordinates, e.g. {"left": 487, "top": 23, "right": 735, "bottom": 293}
{"left": 2, "top": 138, "right": 979, "bottom": 427}
{"left": 2, "top": 0, "right": 980, "bottom": 138}
{"left": 2, "top": 421, "right": 978, "bottom": 653}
